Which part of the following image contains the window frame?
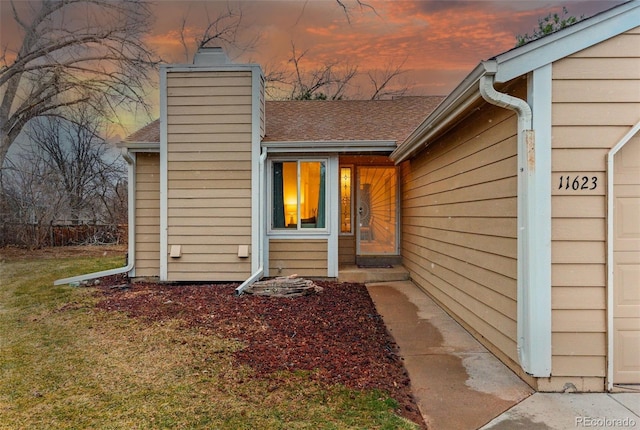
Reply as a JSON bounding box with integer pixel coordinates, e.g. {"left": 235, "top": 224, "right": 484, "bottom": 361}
{"left": 339, "top": 165, "right": 354, "bottom": 235}
{"left": 268, "top": 157, "right": 329, "bottom": 234}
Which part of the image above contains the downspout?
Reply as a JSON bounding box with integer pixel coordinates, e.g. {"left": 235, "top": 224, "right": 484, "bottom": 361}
{"left": 235, "top": 146, "right": 267, "bottom": 295}
{"left": 54, "top": 149, "right": 136, "bottom": 285}
{"left": 479, "top": 61, "right": 543, "bottom": 375}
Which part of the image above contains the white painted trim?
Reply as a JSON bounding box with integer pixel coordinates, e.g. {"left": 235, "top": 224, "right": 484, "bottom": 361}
{"left": 479, "top": 67, "right": 554, "bottom": 377}
{"left": 327, "top": 156, "right": 339, "bottom": 277}
{"left": 264, "top": 140, "right": 397, "bottom": 153}
{"left": 126, "top": 151, "right": 137, "bottom": 278}
{"left": 162, "top": 64, "right": 261, "bottom": 73}
{"left": 264, "top": 156, "right": 337, "bottom": 277}
{"left": 267, "top": 233, "right": 331, "bottom": 240}
{"left": 159, "top": 67, "right": 169, "bottom": 281}
{"left": 391, "top": 63, "right": 486, "bottom": 163}
{"left": 392, "top": 1, "right": 640, "bottom": 164}
{"left": 236, "top": 67, "right": 266, "bottom": 295}
{"left": 495, "top": 2, "right": 640, "bottom": 83}
{"left": 606, "top": 120, "right": 640, "bottom": 391}
{"left": 525, "top": 64, "right": 553, "bottom": 377}
{"left": 265, "top": 157, "right": 331, "bottom": 236}
{"left": 119, "top": 142, "right": 159, "bottom": 153}
{"left": 251, "top": 66, "right": 263, "bottom": 274}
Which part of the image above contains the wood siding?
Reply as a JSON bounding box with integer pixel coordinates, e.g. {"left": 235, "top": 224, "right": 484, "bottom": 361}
{"left": 339, "top": 235, "right": 356, "bottom": 265}
{"left": 400, "top": 80, "right": 522, "bottom": 366}
{"left": 269, "top": 239, "right": 328, "bottom": 277}
{"left": 166, "top": 71, "right": 254, "bottom": 282}
{"left": 135, "top": 153, "right": 160, "bottom": 277}
{"left": 550, "top": 27, "right": 640, "bottom": 382}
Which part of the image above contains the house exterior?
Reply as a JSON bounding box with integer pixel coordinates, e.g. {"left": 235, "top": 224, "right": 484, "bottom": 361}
{"left": 390, "top": 2, "right": 640, "bottom": 391}
{"left": 57, "top": 1, "right": 639, "bottom": 393}
{"left": 121, "top": 53, "right": 443, "bottom": 283}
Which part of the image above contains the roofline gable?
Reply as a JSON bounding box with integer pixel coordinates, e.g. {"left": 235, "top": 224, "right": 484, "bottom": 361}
{"left": 391, "top": 0, "right": 640, "bottom": 163}
{"left": 494, "top": 0, "right": 640, "bottom": 83}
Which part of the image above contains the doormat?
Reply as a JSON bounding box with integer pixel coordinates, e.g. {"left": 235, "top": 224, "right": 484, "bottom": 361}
{"left": 357, "top": 264, "right": 393, "bottom": 269}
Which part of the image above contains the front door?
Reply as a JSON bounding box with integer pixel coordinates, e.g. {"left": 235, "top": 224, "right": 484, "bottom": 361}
{"left": 356, "top": 166, "right": 398, "bottom": 256}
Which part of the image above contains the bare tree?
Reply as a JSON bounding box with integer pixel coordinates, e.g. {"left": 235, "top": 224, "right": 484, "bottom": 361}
{"left": 178, "top": 3, "right": 259, "bottom": 63}
{"left": 0, "top": 0, "right": 158, "bottom": 171}
{"left": 1, "top": 151, "right": 66, "bottom": 248}
{"left": 334, "top": 0, "right": 377, "bottom": 23}
{"left": 275, "top": 43, "right": 358, "bottom": 100}
{"left": 265, "top": 43, "right": 413, "bottom": 101}
{"left": 368, "top": 58, "right": 410, "bottom": 100}
{"left": 26, "top": 108, "right": 125, "bottom": 225}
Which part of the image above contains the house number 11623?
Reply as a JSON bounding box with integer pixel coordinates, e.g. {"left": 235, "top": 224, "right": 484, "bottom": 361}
{"left": 558, "top": 175, "right": 598, "bottom": 191}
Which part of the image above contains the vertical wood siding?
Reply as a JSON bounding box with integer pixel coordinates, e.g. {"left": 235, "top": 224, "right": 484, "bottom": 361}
{"left": 400, "top": 81, "right": 522, "bottom": 366}
{"left": 549, "top": 27, "right": 640, "bottom": 381}
{"left": 166, "top": 71, "right": 254, "bottom": 282}
{"left": 135, "top": 153, "right": 160, "bottom": 277}
{"left": 269, "top": 239, "right": 328, "bottom": 277}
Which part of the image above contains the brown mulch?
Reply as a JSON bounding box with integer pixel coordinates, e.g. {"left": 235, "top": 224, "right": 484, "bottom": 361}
{"left": 95, "top": 276, "right": 426, "bottom": 428}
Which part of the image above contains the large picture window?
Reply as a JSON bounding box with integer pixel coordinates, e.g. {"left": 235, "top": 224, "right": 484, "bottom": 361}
{"left": 272, "top": 160, "right": 326, "bottom": 230}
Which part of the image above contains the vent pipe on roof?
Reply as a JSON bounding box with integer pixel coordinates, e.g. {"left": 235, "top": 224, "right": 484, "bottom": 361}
{"left": 193, "top": 47, "right": 231, "bottom": 65}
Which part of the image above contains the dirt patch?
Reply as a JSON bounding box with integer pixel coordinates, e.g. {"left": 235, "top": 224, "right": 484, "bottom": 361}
{"left": 96, "top": 277, "right": 425, "bottom": 428}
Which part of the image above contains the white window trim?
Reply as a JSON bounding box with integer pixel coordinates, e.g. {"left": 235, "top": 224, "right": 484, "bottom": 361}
{"left": 339, "top": 164, "right": 355, "bottom": 236}
{"left": 267, "top": 157, "right": 331, "bottom": 236}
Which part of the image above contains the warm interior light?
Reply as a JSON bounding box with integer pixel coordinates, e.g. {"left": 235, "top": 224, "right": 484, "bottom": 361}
{"left": 340, "top": 167, "right": 352, "bottom": 233}
{"left": 283, "top": 163, "right": 298, "bottom": 226}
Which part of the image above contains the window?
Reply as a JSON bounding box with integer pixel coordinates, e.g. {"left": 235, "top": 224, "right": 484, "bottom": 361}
{"left": 272, "top": 160, "right": 326, "bottom": 230}
{"left": 340, "top": 166, "right": 352, "bottom": 233}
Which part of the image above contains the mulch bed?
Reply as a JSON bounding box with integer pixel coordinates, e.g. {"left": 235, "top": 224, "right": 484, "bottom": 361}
{"left": 95, "top": 276, "right": 425, "bottom": 428}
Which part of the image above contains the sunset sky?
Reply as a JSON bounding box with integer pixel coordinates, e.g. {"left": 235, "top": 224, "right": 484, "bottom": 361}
{"left": 0, "top": 0, "right": 625, "bottom": 136}
{"left": 147, "top": 0, "right": 623, "bottom": 95}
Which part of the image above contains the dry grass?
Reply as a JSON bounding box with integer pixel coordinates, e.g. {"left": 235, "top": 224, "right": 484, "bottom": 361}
{"left": 0, "top": 247, "right": 419, "bottom": 429}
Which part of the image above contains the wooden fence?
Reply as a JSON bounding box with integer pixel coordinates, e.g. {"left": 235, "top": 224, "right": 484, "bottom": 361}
{"left": 0, "top": 223, "right": 127, "bottom": 248}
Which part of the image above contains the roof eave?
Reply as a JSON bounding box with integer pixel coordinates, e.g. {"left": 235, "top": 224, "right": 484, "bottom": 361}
{"left": 391, "top": 0, "right": 640, "bottom": 164}
{"left": 263, "top": 140, "right": 397, "bottom": 154}
{"left": 494, "top": 0, "right": 640, "bottom": 83}
{"left": 118, "top": 141, "right": 160, "bottom": 152}
{"left": 391, "top": 62, "right": 491, "bottom": 163}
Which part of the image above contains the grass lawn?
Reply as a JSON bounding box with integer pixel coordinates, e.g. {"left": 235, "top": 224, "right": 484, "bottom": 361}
{"left": 0, "top": 247, "right": 419, "bottom": 429}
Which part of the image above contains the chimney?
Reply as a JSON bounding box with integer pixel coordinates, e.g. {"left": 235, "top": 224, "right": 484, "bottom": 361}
{"left": 193, "top": 47, "right": 231, "bottom": 65}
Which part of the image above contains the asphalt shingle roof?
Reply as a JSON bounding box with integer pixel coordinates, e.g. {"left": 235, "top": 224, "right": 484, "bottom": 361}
{"left": 263, "top": 96, "right": 444, "bottom": 143}
{"left": 125, "top": 119, "right": 160, "bottom": 143}
{"left": 124, "top": 96, "right": 445, "bottom": 145}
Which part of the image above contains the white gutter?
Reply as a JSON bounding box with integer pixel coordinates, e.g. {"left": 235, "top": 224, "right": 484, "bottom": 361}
{"left": 479, "top": 61, "right": 551, "bottom": 377}
{"left": 265, "top": 140, "right": 397, "bottom": 154}
{"left": 606, "top": 120, "right": 640, "bottom": 391}
{"left": 54, "top": 149, "right": 136, "bottom": 285}
{"left": 391, "top": 63, "right": 486, "bottom": 163}
{"left": 235, "top": 146, "right": 267, "bottom": 295}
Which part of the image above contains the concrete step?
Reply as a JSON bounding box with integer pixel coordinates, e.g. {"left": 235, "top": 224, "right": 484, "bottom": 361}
{"left": 337, "top": 265, "right": 410, "bottom": 283}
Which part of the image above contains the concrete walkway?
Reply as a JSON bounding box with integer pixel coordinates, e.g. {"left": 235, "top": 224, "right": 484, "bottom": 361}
{"left": 366, "top": 280, "right": 640, "bottom": 430}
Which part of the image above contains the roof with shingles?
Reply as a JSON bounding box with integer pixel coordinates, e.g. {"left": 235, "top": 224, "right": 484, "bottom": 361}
{"left": 123, "top": 96, "right": 445, "bottom": 145}
{"left": 125, "top": 119, "right": 160, "bottom": 143}
{"left": 263, "top": 96, "right": 445, "bottom": 143}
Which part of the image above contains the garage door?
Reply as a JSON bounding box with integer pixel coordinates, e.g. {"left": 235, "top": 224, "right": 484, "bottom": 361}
{"left": 613, "top": 133, "right": 640, "bottom": 385}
